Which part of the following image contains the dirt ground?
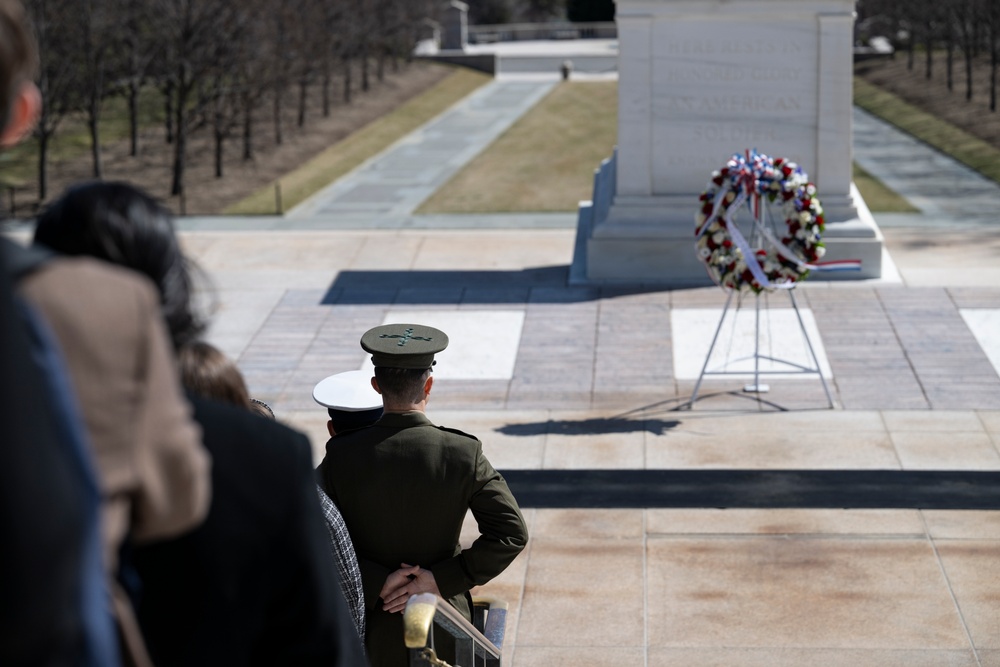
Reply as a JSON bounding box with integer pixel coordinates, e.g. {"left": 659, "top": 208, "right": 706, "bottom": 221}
{"left": 855, "top": 52, "right": 1000, "bottom": 150}
{"left": 15, "top": 60, "right": 452, "bottom": 217}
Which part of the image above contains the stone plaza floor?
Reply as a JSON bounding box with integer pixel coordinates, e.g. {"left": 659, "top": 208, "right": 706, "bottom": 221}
{"left": 9, "top": 58, "right": 998, "bottom": 664}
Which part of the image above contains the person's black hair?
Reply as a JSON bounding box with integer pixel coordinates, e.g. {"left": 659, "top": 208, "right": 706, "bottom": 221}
{"left": 33, "top": 181, "right": 207, "bottom": 350}
{"left": 328, "top": 407, "right": 383, "bottom": 434}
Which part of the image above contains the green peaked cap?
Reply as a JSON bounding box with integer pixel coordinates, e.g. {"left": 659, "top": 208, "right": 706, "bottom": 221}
{"left": 360, "top": 323, "right": 448, "bottom": 369}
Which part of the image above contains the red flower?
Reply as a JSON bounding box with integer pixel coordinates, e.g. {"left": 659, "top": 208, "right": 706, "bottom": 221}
{"left": 722, "top": 239, "right": 732, "bottom": 248}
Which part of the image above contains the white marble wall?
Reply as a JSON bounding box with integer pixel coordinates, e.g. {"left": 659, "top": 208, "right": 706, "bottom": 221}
{"left": 616, "top": 0, "right": 855, "bottom": 198}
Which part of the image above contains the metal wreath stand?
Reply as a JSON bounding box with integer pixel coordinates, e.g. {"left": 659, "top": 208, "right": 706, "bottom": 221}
{"left": 684, "top": 157, "right": 835, "bottom": 410}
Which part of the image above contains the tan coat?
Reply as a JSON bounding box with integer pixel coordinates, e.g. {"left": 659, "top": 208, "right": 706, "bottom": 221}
{"left": 19, "top": 256, "right": 210, "bottom": 667}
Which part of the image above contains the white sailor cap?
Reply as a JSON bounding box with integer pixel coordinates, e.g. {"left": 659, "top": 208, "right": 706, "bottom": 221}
{"left": 312, "top": 369, "right": 382, "bottom": 412}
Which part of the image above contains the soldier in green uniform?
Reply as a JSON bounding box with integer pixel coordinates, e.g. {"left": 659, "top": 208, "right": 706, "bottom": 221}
{"left": 317, "top": 323, "right": 528, "bottom": 667}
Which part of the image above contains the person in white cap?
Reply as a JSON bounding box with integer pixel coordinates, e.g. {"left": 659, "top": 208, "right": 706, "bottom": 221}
{"left": 312, "top": 369, "right": 384, "bottom": 643}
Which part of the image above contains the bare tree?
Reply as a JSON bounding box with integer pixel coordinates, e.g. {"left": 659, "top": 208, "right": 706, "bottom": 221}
{"left": 154, "top": 0, "right": 242, "bottom": 197}
{"left": 954, "top": 0, "right": 979, "bottom": 100}
{"left": 988, "top": 0, "right": 1000, "bottom": 110}
{"left": 288, "top": 0, "right": 325, "bottom": 128}
{"left": 78, "top": 0, "right": 116, "bottom": 179}
{"left": 117, "top": 0, "right": 158, "bottom": 157}
{"left": 24, "top": 0, "right": 81, "bottom": 202}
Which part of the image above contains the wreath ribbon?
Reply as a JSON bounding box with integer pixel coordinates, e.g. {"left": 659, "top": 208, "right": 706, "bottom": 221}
{"left": 694, "top": 150, "right": 861, "bottom": 293}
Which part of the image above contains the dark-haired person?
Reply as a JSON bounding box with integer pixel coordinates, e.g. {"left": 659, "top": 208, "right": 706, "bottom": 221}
{"left": 318, "top": 324, "right": 528, "bottom": 667}
{"left": 34, "top": 180, "right": 367, "bottom": 666}
{"left": 177, "top": 341, "right": 370, "bottom": 651}
{"left": 178, "top": 340, "right": 254, "bottom": 410}
{"left": 2, "top": 3, "right": 209, "bottom": 665}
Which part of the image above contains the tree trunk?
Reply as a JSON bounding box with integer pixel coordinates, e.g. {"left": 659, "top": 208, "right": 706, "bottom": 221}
{"left": 128, "top": 80, "right": 140, "bottom": 156}
{"left": 966, "top": 50, "right": 974, "bottom": 100}
{"left": 242, "top": 101, "right": 254, "bottom": 160}
{"left": 377, "top": 48, "right": 385, "bottom": 82}
{"left": 992, "top": 42, "right": 997, "bottom": 111}
{"left": 164, "top": 82, "right": 175, "bottom": 144}
{"left": 37, "top": 131, "right": 50, "bottom": 203}
{"left": 273, "top": 87, "right": 283, "bottom": 145}
{"left": 322, "top": 63, "right": 331, "bottom": 117}
{"left": 925, "top": 24, "right": 933, "bottom": 79}
{"left": 343, "top": 55, "right": 352, "bottom": 104}
{"left": 907, "top": 30, "right": 915, "bottom": 70}
{"left": 88, "top": 105, "right": 103, "bottom": 179}
{"left": 361, "top": 43, "right": 370, "bottom": 91}
{"left": 215, "top": 128, "right": 224, "bottom": 178}
{"left": 170, "top": 85, "right": 187, "bottom": 196}
{"left": 298, "top": 77, "right": 307, "bottom": 128}
{"left": 947, "top": 32, "right": 955, "bottom": 91}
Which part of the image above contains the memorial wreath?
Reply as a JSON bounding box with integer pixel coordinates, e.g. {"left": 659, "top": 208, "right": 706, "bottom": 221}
{"left": 694, "top": 151, "right": 830, "bottom": 293}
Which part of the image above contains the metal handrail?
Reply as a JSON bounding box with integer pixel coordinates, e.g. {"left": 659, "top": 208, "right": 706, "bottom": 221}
{"left": 404, "top": 594, "right": 506, "bottom": 666}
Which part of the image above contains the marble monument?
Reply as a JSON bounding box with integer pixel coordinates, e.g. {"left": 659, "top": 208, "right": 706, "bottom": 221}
{"left": 573, "top": 0, "right": 884, "bottom": 285}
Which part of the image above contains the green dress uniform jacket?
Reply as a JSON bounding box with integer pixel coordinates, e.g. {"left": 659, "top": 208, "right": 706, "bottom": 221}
{"left": 318, "top": 411, "right": 528, "bottom": 667}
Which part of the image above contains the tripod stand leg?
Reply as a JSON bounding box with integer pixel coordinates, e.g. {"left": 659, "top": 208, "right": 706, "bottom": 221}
{"left": 743, "top": 290, "right": 770, "bottom": 393}
{"left": 686, "top": 289, "right": 735, "bottom": 409}
{"left": 788, "top": 289, "right": 835, "bottom": 409}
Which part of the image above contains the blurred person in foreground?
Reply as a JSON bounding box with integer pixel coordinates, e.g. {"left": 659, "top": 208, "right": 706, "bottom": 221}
{"left": 34, "top": 181, "right": 367, "bottom": 666}
{"left": 1, "top": 2, "right": 209, "bottom": 665}
{"left": 180, "top": 341, "right": 368, "bottom": 643}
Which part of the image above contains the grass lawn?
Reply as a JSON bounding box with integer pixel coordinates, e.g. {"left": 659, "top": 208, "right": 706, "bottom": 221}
{"left": 852, "top": 162, "right": 918, "bottom": 213}
{"left": 415, "top": 80, "right": 618, "bottom": 214}
{"left": 417, "top": 79, "right": 912, "bottom": 214}
{"left": 853, "top": 76, "right": 1000, "bottom": 184}
{"left": 224, "top": 67, "right": 491, "bottom": 215}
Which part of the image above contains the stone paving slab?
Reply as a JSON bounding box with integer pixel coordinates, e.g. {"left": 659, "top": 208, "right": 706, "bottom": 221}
{"left": 286, "top": 79, "right": 557, "bottom": 220}
{"left": 459, "top": 507, "right": 1000, "bottom": 667}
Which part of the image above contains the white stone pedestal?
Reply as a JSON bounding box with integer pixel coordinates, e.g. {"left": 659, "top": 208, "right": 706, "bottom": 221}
{"left": 574, "top": 0, "right": 884, "bottom": 286}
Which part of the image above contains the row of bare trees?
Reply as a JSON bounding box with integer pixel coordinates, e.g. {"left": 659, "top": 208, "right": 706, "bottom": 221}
{"left": 22, "top": 0, "right": 438, "bottom": 202}
{"left": 857, "top": 0, "right": 1000, "bottom": 110}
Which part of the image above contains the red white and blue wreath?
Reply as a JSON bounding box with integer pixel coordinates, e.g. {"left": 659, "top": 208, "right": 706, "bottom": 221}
{"left": 694, "top": 150, "right": 859, "bottom": 293}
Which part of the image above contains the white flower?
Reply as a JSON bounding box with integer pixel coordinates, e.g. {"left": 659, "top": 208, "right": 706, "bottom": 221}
{"left": 724, "top": 191, "right": 736, "bottom": 203}
{"left": 799, "top": 211, "right": 812, "bottom": 223}
{"left": 712, "top": 232, "right": 725, "bottom": 244}
{"left": 696, "top": 213, "right": 706, "bottom": 225}
{"left": 699, "top": 247, "right": 711, "bottom": 258}
{"left": 815, "top": 246, "right": 826, "bottom": 258}
{"left": 708, "top": 221, "right": 721, "bottom": 232}
{"left": 806, "top": 184, "right": 816, "bottom": 195}
{"left": 795, "top": 229, "right": 807, "bottom": 240}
